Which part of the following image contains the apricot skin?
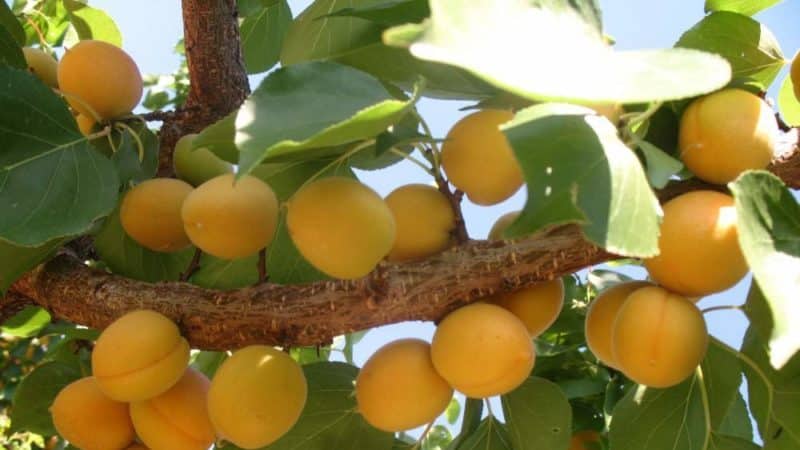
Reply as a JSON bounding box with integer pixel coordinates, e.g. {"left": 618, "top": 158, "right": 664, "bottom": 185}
{"left": 76, "top": 113, "right": 96, "bottom": 136}
{"left": 489, "top": 279, "right": 565, "bottom": 337}
{"left": 130, "top": 368, "right": 216, "bottom": 450}
{"left": 50, "top": 377, "right": 135, "bottom": 450}
{"left": 792, "top": 52, "right": 800, "bottom": 101}
{"left": 386, "top": 184, "right": 455, "bottom": 262}
{"left": 612, "top": 286, "right": 709, "bottom": 388}
{"left": 182, "top": 174, "right": 279, "bottom": 260}
{"left": 488, "top": 211, "right": 520, "bottom": 241}
{"left": 570, "top": 430, "right": 600, "bottom": 450}
{"left": 584, "top": 281, "right": 652, "bottom": 369}
{"left": 441, "top": 109, "right": 523, "bottom": 206}
{"left": 356, "top": 339, "right": 454, "bottom": 432}
{"left": 286, "top": 177, "right": 396, "bottom": 279}
{"left": 92, "top": 310, "right": 190, "bottom": 402}
{"left": 57, "top": 40, "right": 143, "bottom": 120}
{"left": 431, "top": 303, "right": 534, "bottom": 398}
{"left": 22, "top": 47, "right": 58, "bottom": 87}
{"left": 207, "top": 345, "right": 307, "bottom": 449}
{"left": 120, "top": 178, "right": 194, "bottom": 253}
{"left": 644, "top": 191, "right": 748, "bottom": 297}
{"left": 679, "top": 89, "right": 777, "bottom": 184}
{"left": 173, "top": 134, "right": 234, "bottom": 187}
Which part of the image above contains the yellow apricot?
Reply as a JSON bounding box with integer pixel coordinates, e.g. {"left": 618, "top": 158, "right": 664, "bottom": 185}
{"left": 50, "top": 377, "right": 135, "bottom": 450}
{"left": 488, "top": 211, "right": 520, "bottom": 241}
{"left": 679, "top": 89, "right": 777, "bottom": 184}
{"left": 489, "top": 279, "right": 564, "bottom": 337}
{"left": 130, "top": 368, "right": 216, "bottom": 450}
{"left": 584, "top": 281, "right": 653, "bottom": 369}
{"left": 173, "top": 134, "right": 234, "bottom": 187}
{"left": 76, "top": 113, "right": 96, "bottom": 136}
{"left": 125, "top": 446, "right": 149, "bottom": 450}
{"left": 644, "top": 191, "right": 748, "bottom": 297}
{"left": 570, "top": 430, "right": 601, "bottom": 450}
{"left": 120, "top": 178, "right": 194, "bottom": 253}
{"left": 612, "top": 286, "right": 709, "bottom": 388}
{"left": 286, "top": 177, "right": 396, "bottom": 279}
{"left": 792, "top": 52, "right": 800, "bottom": 101}
{"left": 431, "top": 303, "right": 534, "bottom": 398}
{"left": 441, "top": 109, "right": 523, "bottom": 205}
{"left": 207, "top": 345, "right": 307, "bottom": 449}
{"left": 356, "top": 339, "right": 453, "bottom": 432}
{"left": 92, "top": 310, "right": 190, "bottom": 402}
{"left": 385, "top": 184, "right": 455, "bottom": 262}
{"left": 22, "top": 47, "right": 58, "bottom": 87}
{"left": 182, "top": 174, "right": 279, "bottom": 260}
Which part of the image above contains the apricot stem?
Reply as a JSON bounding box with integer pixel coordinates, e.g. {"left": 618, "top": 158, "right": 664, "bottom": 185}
{"left": 412, "top": 420, "right": 436, "bottom": 450}
{"left": 180, "top": 248, "right": 203, "bottom": 282}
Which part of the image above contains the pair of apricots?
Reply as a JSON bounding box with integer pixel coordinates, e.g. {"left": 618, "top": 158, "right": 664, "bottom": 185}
{"left": 51, "top": 310, "right": 307, "bottom": 450}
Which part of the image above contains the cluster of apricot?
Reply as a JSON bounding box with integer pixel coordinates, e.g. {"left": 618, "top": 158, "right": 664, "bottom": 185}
{"left": 50, "top": 310, "right": 307, "bottom": 450}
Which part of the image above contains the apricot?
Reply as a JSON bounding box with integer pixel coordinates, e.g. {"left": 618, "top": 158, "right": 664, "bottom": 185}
{"left": 125, "top": 446, "right": 149, "bottom": 450}
{"left": 644, "top": 191, "right": 748, "bottom": 297}
{"left": 182, "top": 174, "right": 279, "bottom": 260}
{"left": 356, "top": 339, "right": 453, "bottom": 432}
{"left": 612, "top": 286, "right": 708, "bottom": 388}
{"left": 793, "top": 52, "right": 800, "bottom": 101}
{"left": 431, "top": 303, "right": 534, "bottom": 398}
{"left": 489, "top": 279, "right": 564, "bottom": 337}
{"left": 385, "top": 184, "right": 455, "bottom": 262}
{"left": 130, "top": 368, "right": 216, "bottom": 450}
{"left": 286, "top": 177, "right": 396, "bottom": 279}
{"left": 207, "top": 345, "right": 307, "bottom": 449}
{"left": 76, "top": 113, "right": 96, "bottom": 136}
{"left": 22, "top": 47, "right": 58, "bottom": 87}
{"left": 173, "top": 134, "right": 234, "bottom": 187}
{"left": 488, "top": 211, "right": 520, "bottom": 241}
{"left": 92, "top": 310, "right": 190, "bottom": 402}
{"left": 584, "top": 281, "right": 652, "bottom": 369}
{"left": 50, "top": 377, "right": 135, "bottom": 450}
{"left": 570, "top": 430, "right": 601, "bottom": 450}
{"left": 679, "top": 88, "right": 777, "bottom": 184}
{"left": 120, "top": 178, "right": 193, "bottom": 252}
{"left": 441, "top": 109, "right": 523, "bottom": 205}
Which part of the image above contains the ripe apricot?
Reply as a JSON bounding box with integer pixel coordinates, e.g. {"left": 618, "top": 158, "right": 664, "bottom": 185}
{"left": 441, "top": 109, "right": 523, "bottom": 205}
{"left": 182, "top": 174, "right": 279, "bottom": 260}
{"left": 431, "top": 303, "right": 534, "bottom": 398}
{"left": 120, "top": 178, "right": 194, "bottom": 253}
{"left": 385, "top": 184, "right": 455, "bottom": 262}
{"left": 286, "top": 177, "right": 395, "bottom": 279}
{"left": 570, "top": 430, "right": 601, "bottom": 450}
{"left": 679, "top": 89, "right": 777, "bottom": 184}
{"left": 57, "top": 40, "right": 142, "bottom": 120}
{"left": 130, "top": 368, "right": 216, "bottom": 450}
{"left": 76, "top": 113, "right": 96, "bottom": 136}
{"left": 356, "top": 339, "right": 453, "bottom": 432}
{"left": 92, "top": 310, "right": 190, "bottom": 402}
{"left": 489, "top": 279, "right": 564, "bottom": 337}
{"left": 792, "top": 52, "right": 800, "bottom": 101}
{"left": 488, "top": 211, "right": 520, "bottom": 241}
{"left": 207, "top": 345, "right": 307, "bottom": 449}
{"left": 644, "top": 191, "right": 748, "bottom": 297}
{"left": 125, "top": 445, "right": 149, "bottom": 450}
{"left": 584, "top": 281, "right": 652, "bottom": 369}
{"left": 173, "top": 134, "right": 234, "bottom": 187}
{"left": 612, "top": 286, "right": 708, "bottom": 388}
{"left": 22, "top": 47, "right": 58, "bottom": 87}
{"left": 51, "top": 377, "right": 135, "bottom": 450}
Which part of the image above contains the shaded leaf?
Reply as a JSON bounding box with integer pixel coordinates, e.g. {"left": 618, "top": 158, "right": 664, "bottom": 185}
{"left": 10, "top": 361, "right": 81, "bottom": 435}
{"left": 636, "top": 140, "right": 683, "bottom": 189}
{"left": 702, "top": 339, "right": 743, "bottom": 429}
{"left": 194, "top": 112, "right": 239, "bottom": 164}
{"left": 717, "top": 392, "right": 753, "bottom": 441}
{"left": 191, "top": 351, "right": 228, "bottom": 379}
{"left": 709, "top": 433, "right": 760, "bottom": 450}
{"left": 0, "top": 238, "right": 62, "bottom": 294}
{"left": 0, "top": 1, "right": 25, "bottom": 45}
{"left": 108, "top": 123, "right": 159, "bottom": 186}
{"left": 0, "top": 24, "right": 24, "bottom": 68}
{"left": 190, "top": 253, "right": 259, "bottom": 290}
{"left": 501, "top": 376, "right": 571, "bottom": 450}
{"left": 241, "top": 0, "right": 292, "bottom": 74}
{"left": 325, "top": 0, "right": 430, "bottom": 25}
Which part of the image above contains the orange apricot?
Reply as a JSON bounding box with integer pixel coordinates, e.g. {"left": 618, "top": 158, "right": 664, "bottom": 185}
{"left": 490, "top": 279, "right": 565, "bottom": 337}
{"left": 385, "top": 184, "right": 455, "bottom": 262}
{"left": 120, "top": 178, "right": 194, "bottom": 253}
{"left": 22, "top": 47, "right": 58, "bottom": 87}
{"left": 488, "top": 211, "right": 520, "bottom": 241}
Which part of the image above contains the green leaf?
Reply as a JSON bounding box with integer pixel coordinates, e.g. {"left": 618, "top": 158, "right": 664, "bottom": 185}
{"left": 449, "top": 398, "right": 484, "bottom": 449}
{"left": 10, "top": 361, "right": 81, "bottom": 435}
{"left": 0, "top": 67, "right": 119, "bottom": 246}
{"left": 777, "top": 75, "right": 800, "bottom": 127}
{"left": 503, "top": 104, "right": 660, "bottom": 257}
{"left": 384, "top": 0, "right": 731, "bottom": 103}
{"left": 263, "top": 362, "right": 394, "bottom": 450}
{"left": 709, "top": 433, "right": 760, "bottom": 450}
{"left": 730, "top": 171, "right": 800, "bottom": 369}
{"left": 0, "top": 238, "right": 62, "bottom": 294}
{"left": 0, "top": 1, "right": 25, "bottom": 45}
{"left": 636, "top": 140, "right": 684, "bottom": 189}
{"left": 63, "top": 0, "right": 122, "bottom": 46}
{"left": 194, "top": 112, "right": 239, "bottom": 164}
{"left": 609, "top": 372, "right": 710, "bottom": 450}
{"left": 107, "top": 123, "right": 159, "bottom": 186}
{"left": 702, "top": 339, "right": 743, "bottom": 429}
{"left": 0, "top": 24, "right": 25, "bottom": 68}
{"left": 191, "top": 351, "right": 228, "bottom": 378}
{"left": 1, "top": 306, "right": 51, "bottom": 337}
{"left": 455, "top": 417, "right": 513, "bottom": 450}
{"left": 290, "top": 346, "right": 332, "bottom": 365}
{"left": 445, "top": 398, "right": 461, "bottom": 425}
{"left": 705, "top": 0, "right": 783, "bottom": 16}
{"left": 190, "top": 253, "right": 259, "bottom": 290}
{"left": 235, "top": 61, "right": 419, "bottom": 174}
{"left": 501, "top": 376, "right": 571, "bottom": 450}
{"left": 241, "top": 0, "right": 292, "bottom": 74}
{"left": 717, "top": 392, "right": 753, "bottom": 441}
{"left": 266, "top": 214, "right": 330, "bottom": 284}
{"left": 676, "top": 11, "right": 784, "bottom": 88}
{"left": 326, "top": 0, "right": 430, "bottom": 25}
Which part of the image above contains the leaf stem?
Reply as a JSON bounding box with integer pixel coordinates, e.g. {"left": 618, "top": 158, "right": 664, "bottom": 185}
{"left": 115, "top": 122, "right": 146, "bottom": 162}
{"left": 389, "top": 148, "right": 434, "bottom": 176}
{"left": 701, "top": 304, "right": 742, "bottom": 314}
{"left": 411, "top": 421, "right": 436, "bottom": 450}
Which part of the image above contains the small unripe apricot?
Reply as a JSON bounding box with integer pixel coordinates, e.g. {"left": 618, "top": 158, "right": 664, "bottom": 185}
{"left": 612, "top": 286, "right": 709, "bottom": 388}
{"left": 287, "top": 177, "right": 396, "bottom": 279}
{"left": 51, "top": 377, "right": 135, "bottom": 450}
{"left": 356, "top": 339, "right": 453, "bottom": 432}
{"left": 207, "top": 345, "right": 307, "bottom": 449}
{"left": 92, "top": 310, "right": 190, "bottom": 402}
{"left": 791, "top": 52, "right": 800, "bottom": 101}
{"left": 182, "top": 174, "right": 279, "bottom": 260}
{"left": 570, "top": 430, "right": 601, "bottom": 450}
{"left": 431, "top": 303, "right": 534, "bottom": 398}
{"left": 644, "top": 191, "right": 748, "bottom": 297}
{"left": 22, "top": 47, "right": 58, "bottom": 87}
{"left": 441, "top": 109, "right": 523, "bottom": 205}
{"left": 488, "top": 211, "right": 520, "bottom": 241}
{"left": 173, "top": 134, "right": 234, "bottom": 187}
{"left": 679, "top": 89, "right": 777, "bottom": 184}
{"left": 57, "top": 40, "right": 143, "bottom": 120}
{"left": 76, "top": 113, "right": 96, "bottom": 136}
{"left": 120, "top": 178, "right": 194, "bottom": 253}
{"left": 130, "top": 368, "right": 216, "bottom": 450}
{"left": 489, "top": 279, "right": 564, "bottom": 337}
{"left": 385, "top": 184, "right": 455, "bottom": 262}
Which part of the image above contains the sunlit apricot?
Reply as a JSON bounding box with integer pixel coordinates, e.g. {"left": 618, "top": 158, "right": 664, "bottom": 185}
{"left": 120, "top": 178, "right": 194, "bottom": 253}
{"left": 386, "top": 184, "right": 455, "bottom": 262}
{"left": 791, "top": 52, "right": 800, "bottom": 101}
{"left": 22, "top": 47, "right": 58, "bottom": 87}
{"left": 490, "top": 279, "right": 564, "bottom": 337}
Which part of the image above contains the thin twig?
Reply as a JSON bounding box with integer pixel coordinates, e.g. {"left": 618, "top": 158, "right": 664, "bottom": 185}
{"left": 258, "top": 248, "right": 268, "bottom": 283}
{"left": 435, "top": 169, "right": 469, "bottom": 243}
{"left": 701, "top": 304, "right": 742, "bottom": 314}
{"left": 180, "top": 248, "right": 203, "bottom": 282}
